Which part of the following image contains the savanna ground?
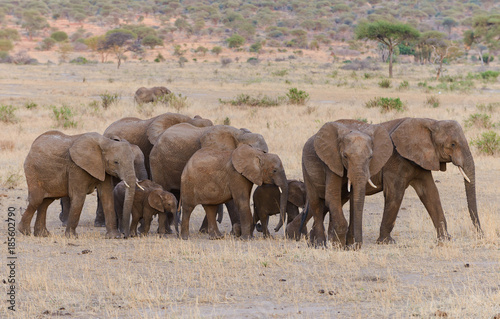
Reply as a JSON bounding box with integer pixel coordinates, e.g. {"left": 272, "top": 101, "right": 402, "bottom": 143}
{"left": 0, "top": 57, "right": 499, "bottom": 318}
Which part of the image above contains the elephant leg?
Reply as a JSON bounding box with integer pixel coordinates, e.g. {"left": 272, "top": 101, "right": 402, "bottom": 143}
{"left": 19, "top": 193, "right": 44, "bottom": 235}
{"left": 203, "top": 205, "right": 223, "bottom": 239}
{"left": 261, "top": 215, "right": 271, "bottom": 238}
{"left": 157, "top": 213, "right": 167, "bottom": 235}
{"left": 199, "top": 203, "right": 222, "bottom": 233}
{"left": 226, "top": 200, "right": 241, "bottom": 237}
{"left": 34, "top": 198, "right": 55, "bottom": 237}
{"left": 65, "top": 194, "right": 86, "bottom": 238}
{"left": 59, "top": 197, "right": 71, "bottom": 226}
{"left": 216, "top": 204, "right": 224, "bottom": 223}
{"left": 94, "top": 192, "right": 106, "bottom": 227}
{"left": 410, "top": 172, "right": 450, "bottom": 241}
{"left": 142, "top": 214, "right": 154, "bottom": 236}
{"left": 377, "top": 174, "right": 407, "bottom": 244}
{"left": 199, "top": 216, "right": 209, "bottom": 233}
{"left": 98, "top": 177, "right": 121, "bottom": 239}
{"left": 164, "top": 212, "right": 174, "bottom": 234}
{"left": 180, "top": 203, "right": 195, "bottom": 240}
{"left": 324, "top": 173, "right": 347, "bottom": 248}
{"left": 130, "top": 214, "right": 140, "bottom": 237}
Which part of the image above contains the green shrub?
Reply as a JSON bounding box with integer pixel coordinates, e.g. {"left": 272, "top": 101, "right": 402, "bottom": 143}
{"left": 154, "top": 53, "right": 165, "bottom": 63}
{"left": 365, "top": 97, "right": 405, "bottom": 113}
{"left": 52, "top": 105, "right": 77, "bottom": 128}
{"left": 165, "top": 93, "right": 190, "bottom": 112}
{"left": 425, "top": 95, "right": 440, "bottom": 108}
{"left": 479, "top": 70, "right": 500, "bottom": 81}
{"left": 0, "top": 39, "right": 13, "bottom": 51}
{"left": 272, "top": 69, "right": 288, "bottom": 77}
{"left": 247, "top": 57, "right": 259, "bottom": 65}
{"left": 70, "top": 57, "right": 96, "bottom": 64}
{"left": 219, "top": 94, "right": 285, "bottom": 107}
{"left": 41, "top": 37, "right": 56, "bottom": 50}
{"left": 286, "top": 88, "right": 309, "bottom": 105}
{"left": 378, "top": 79, "right": 391, "bottom": 88}
{"left": 363, "top": 73, "right": 373, "bottom": 79}
{"left": 0, "top": 105, "right": 17, "bottom": 123}
{"left": 223, "top": 117, "right": 231, "bottom": 125}
{"left": 472, "top": 131, "right": 500, "bottom": 155}
{"left": 464, "top": 113, "right": 492, "bottom": 129}
{"left": 178, "top": 56, "right": 188, "bottom": 67}
{"left": 477, "top": 102, "right": 500, "bottom": 113}
{"left": 24, "top": 101, "right": 37, "bottom": 109}
{"left": 50, "top": 31, "right": 68, "bottom": 42}
{"left": 99, "top": 91, "right": 120, "bottom": 109}
{"left": 398, "top": 80, "right": 409, "bottom": 90}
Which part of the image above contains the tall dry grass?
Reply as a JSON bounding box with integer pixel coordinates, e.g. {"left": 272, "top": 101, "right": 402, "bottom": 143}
{"left": 0, "top": 59, "right": 499, "bottom": 318}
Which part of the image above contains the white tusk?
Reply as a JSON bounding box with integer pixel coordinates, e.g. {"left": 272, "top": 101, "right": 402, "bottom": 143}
{"left": 124, "top": 181, "right": 130, "bottom": 188}
{"left": 368, "top": 178, "right": 377, "bottom": 188}
{"left": 347, "top": 179, "right": 351, "bottom": 192}
{"left": 136, "top": 182, "right": 145, "bottom": 191}
{"left": 458, "top": 167, "right": 471, "bottom": 183}
{"left": 278, "top": 187, "right": 282, "bottom": 194}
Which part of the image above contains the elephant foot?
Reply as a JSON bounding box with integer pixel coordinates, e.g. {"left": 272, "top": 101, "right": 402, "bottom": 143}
{"left": 309, "top": 230, "right": 326, "bottom": 248}
{"left": 164, "top": 226, "right": 173, "bottom": 234}
{"left": 180, "top": 233, "right": 189, "bottom": 240}
{"left": 437, "top": 233, "right": 451, "bottom": 245}
{"left": 286, "top": 225, "right": 305, "bottom": 241}
{"left": 34, "top": 228, "right": 50, "bottom": 237}
{"left": 65, "top": 229, "right": 78, "bottom": 238}
{"left": 199, "top": 225, "right": 208, "bottom": 234}
{"left": 376, "top": 236, "right": 396, "bottom": 245}
{"left": 18, "top": 224, "right": 31, "bottom": 236}
{"left": 231, "top": 223, "right": 242, "bottom": 237}
{"left": 240, "top": 234, "right": 254, "bottom": 240}
{"left": 255, "top": 223, "right": 263, "bottom": 232}
{"left": 94, "top": 219, "right": 106, "bottom": 227}
{"left": 263, "top": 233, "right": 274, "bottom": 239}
{"left": 105, "top": 230, "right": 122, "bottom": 239}
{"left": 209, "top": 232, "right": 224, "bottom": 240}
{"left": 345, "top": 242, "right": 362, "bottom": 251}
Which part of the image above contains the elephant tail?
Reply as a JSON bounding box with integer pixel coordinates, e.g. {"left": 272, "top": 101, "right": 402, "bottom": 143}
{"left": 298, "top": 202, "right": 309, "bottom": 233}
{"left": 174, "top": 199, "right": 182, "bottom": 236}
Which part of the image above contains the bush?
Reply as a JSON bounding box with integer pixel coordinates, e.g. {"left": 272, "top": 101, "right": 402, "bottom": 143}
{"left": 0, "top": 105, "right": 17, "bottom": 123}
{"left": 211, "top": 46, "right": 223, "bottom": 55}
{"left": 70, "top": 57, "right": 96, "bottom": 64}
{"left": 425, "top": 95, "right": 440, "bottom": 108}
{"left": 99, "top": 91, "right": 120, "bottom": 109}
{"left": 41, "top": 37, "right": 57, "bottom": 50}
{"left": 226, "top": 34, "right": 245, "bottom": 48}
{"left": 219, "top": 94, "right": 285, "bottom": 107}
{"left": 165, "top": 93, "right": 190, "bottom": 112}
{"left": 286, "top": 88, "right": 309, "bottom": 105}
{"left": 464, "top": 113, "right": 492, "bottom": 129}
{"left": 52, "top": 105, "right": 77, "bottom": 128}
{"left": 479, "top": 70, "right": 499, "bottom": 81}
{"left": 51, "top": 31, "right": 68, "bottom": 42}
{"left": 220, "top": 57, "right": 232, "bottom": 67}
{"left": 398, "top": 80, "right": 409, "bottom": 90}
{"left": 24, "top": 101, "right": 37, "bottom": 109}
{"left": 272, "top": 69, "right": 288, "bottom": 77}
{"left": 154, "top": 53, "right": 165, "bottom": 62}
{"left": 178, "top": 56, "right": 188, "bottom": 67}
{"left": 247, "top": 57, "right": 259, "bottom": 65}
{"left": 365, "top": 97, "right": 405, "bottom": 113}
{"left": 477, "top": 102, "right": 500, "bottom": 113}
{"left": 0, "top": 39, "right": 13, "bottom": 52}
{"left": 472, "top": 131, "right": 500, "bottom": 155}
{"left": 378, "top": 79, "right": 391, "bottom": 88}
{"left": 340, "top": 58, "right": 380, "bottom": 71}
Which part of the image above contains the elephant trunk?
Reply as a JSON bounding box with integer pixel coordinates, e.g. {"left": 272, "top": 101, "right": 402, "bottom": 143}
{"left": 348, "top": 170, "right": 368, "bottom": 248}
{"left": 121, "top": 175, "right": 137, "bottom": 238}
{"left": 274, "top": 175, "right": 289, "bottom": 232}
{"left": 135, "top": 162, "right": 148, "bottom": 181}
{"left": 461, "top": 154, "right": 481, "bottom": 233}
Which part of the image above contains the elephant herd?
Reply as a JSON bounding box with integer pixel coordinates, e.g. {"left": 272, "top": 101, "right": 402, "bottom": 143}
{"left": 20, "top": 111, "right": 482, "bottom": 249}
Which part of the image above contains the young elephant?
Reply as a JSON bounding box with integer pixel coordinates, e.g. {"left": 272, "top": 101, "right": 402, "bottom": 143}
{"left": 114, "top": 180, "right": 177, "bottom": 236}
{"left": 134, "top": 86, "right": 171, "bottom": 104}
{"left": 180, "top": 144, "right": 288, "bottom": 240}
{"left": 253, "top": 180, "right": 307, "bottom": 238}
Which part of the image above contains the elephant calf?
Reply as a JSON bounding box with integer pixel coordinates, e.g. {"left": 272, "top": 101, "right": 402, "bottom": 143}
{"left": 134, "top": 86, "right": 171, "bottom": 104}
{"left": 114, "top": 180, "right": 177, "bottom": 237}
{"left": 253, "top": 180, "right": 307, "bottom": 238}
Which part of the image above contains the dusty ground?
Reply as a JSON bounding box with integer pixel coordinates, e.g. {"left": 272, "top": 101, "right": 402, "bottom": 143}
{"left": 0, "top": 59, "right": 499, "bottom": 318}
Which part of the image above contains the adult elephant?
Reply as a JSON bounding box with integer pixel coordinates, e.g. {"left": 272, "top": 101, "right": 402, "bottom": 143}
{"left": 103, "top": 112, "right": 213, "bottom": 176}
{"left": 298, "top": 120, "right": 392, "bottom": 248}
{"left": 21, "top": 131, "right": 140, "bottom": 238}
{"left": 149, "top": 123, "right": 269, "bottom": 234}
{"left": 180, "top": 144, "right": 288, "bottom": 240}
{"left": 134, "top": 86, "right": 171, "bottom": 104}
{"left": 288, "top": 118, "right": 482, "bottom": 245}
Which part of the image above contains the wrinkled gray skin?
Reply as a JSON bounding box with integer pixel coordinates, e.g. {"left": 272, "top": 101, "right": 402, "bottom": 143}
{"left": 59, "top": 141, "right": 148, "bottom": 227}
{"left": 114, "top": 180, "right": 177, "bottom": 237}
{"left": 292, "top": 120, "right": 392, "bottom": 249}
{"left": 149, "top": 123, "right": 269, "bottom": 235}
{"left": 288, "top": 118, "right": 482, "bottom": 245}
{"left": 253, "top": 180, "right": 307, "bottom": 238}
{"left": 180, "top": 144, "right": 288, "bottom": 240}
{"left": 134, "top": 86, "right": 171, "bottom": 104}
{"left": 20, "top": 131, "right": 138, "bottom": 238}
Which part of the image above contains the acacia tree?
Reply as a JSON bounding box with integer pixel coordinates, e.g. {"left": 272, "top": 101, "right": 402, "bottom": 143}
{"left": 356, "top": 20, "right": 420, "bottom": 77}
{"left": 465, "top": 15, "right": 500, "bottom": 65}
{"left": 421, "top": 31, "right": 460, "bottom": 80}
{"left": 22, "top": 10, "right": 49, "bottom": 40}
{"left": 100, "top": 29, "right": 138, "bottom": 69}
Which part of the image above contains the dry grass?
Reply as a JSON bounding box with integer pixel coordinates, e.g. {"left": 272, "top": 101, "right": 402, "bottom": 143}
{"left": 0, "top": 59, "right": 499, "bottom": 318}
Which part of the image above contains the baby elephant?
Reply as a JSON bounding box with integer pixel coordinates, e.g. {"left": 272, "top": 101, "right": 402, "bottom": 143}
{"left": 114, "top": 180, "right": 177, "bottom": 236}
{"left": 253, "top": 180, "right": 307, "bottom": 238}
{"left": 134, "top": 86, "right": 171, "bottom": 104}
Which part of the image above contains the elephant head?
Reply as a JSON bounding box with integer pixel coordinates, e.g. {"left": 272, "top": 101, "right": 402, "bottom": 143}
{"left": 232, "top": 144, "right": 288, "bottom": 228}
{"left": 391, "top": 118, "right": 481, "bottom": 232}
{"left": 200, "top": 125, "right": 269, "bottom": 153}
{"left": 147, "top": 113, "right": 214, "bottom": 145}
{"left": 69, "top": 133, "right": 139, "bottom": 238}
{"left": 313, "top": 121, "right": 393, "bottom": 246}
{"left": 274, "top": 179, "right": 306, "bottom": 232}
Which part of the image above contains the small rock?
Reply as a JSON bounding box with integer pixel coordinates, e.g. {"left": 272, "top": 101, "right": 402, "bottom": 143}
{"left": 328, "top": 290, "right": 336, "bottom": 295}
{"left": 279, "top": 279, "right": 286, "bottom": 282}
{"left": 81, "top": 249, "right": 91, "bottom": 254}
{"left": 492, "top": 313, "right": 500, "bottom": 319}
{"left": 434, "top": 310, "right": 448, "bottom": 317}
{"left": 109, "top": 256, "right": 117, "bottom": 260}
{"left": 318, "top": 289, "right": 325, "bottom": 294}
{"left": 464, "top": 263, "right": 470, "bottom": 268}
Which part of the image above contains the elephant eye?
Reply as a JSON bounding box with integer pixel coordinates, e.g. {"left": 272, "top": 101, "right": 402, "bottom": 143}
{"left": 451, "top": 143, "right": 456, "bottom": 147}
{"left": 273, "top": 169, "right": 278, "bottom": 173}
{"left": 114, "top": 161, "right": 119, "bottom": 165}
{"left": 343, "top": 153, "right": 347, "bottom": 159}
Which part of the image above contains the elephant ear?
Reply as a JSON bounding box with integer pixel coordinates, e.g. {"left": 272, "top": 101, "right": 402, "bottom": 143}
{"left": 314, "top": 122, "right": 349, "bottom": 177}
{"left": 231, "top": 144, "right": 263, "bottom": 186}
{"left": 288, "top": 181, "right": 306, "bottom": 208}
{"left": 148, "top": 190, "right": 164, "bottom": 212}
{"left": 147, "top": 113, "right": 187, "bottom": 145}
{"left": 69, "top": 133, "right": 106, "bottom": 181}
{"left": 391, "top": 118, "right": 440, "bottom": 171}
{"left": 200, "top": 126, "right": 239, "bottom": 150}
{"left": 369, "top": 125, "right": 393, "bottom": 176}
